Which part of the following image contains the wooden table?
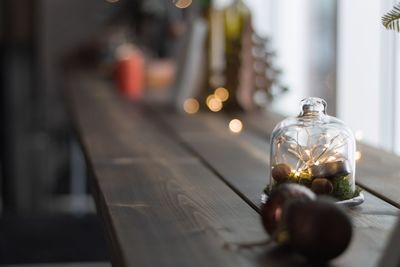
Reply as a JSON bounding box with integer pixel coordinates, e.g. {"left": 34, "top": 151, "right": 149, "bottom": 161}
{"left": 68, "top": 75, "right": 400, "bottom": 267}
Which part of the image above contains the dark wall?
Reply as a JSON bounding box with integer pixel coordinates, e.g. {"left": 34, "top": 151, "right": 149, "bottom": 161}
{"left": 33, "top": 0, "right": 119, "bottom": 211}
{"left": 0, "top": 0, "right": 120, "bottom": 213}
{"left": 1, "top": 0, "right": 183, "bottom": 214}
{"left": 1, "top": 0, "right": 37, "bottom": 213}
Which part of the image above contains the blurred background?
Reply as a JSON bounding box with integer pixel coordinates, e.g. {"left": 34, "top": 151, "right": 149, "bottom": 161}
{"left": 0, "top": 0, "right": 399, "bottom": 265}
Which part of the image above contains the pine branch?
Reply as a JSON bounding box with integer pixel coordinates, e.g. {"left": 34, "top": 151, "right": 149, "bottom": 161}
{"left": 382, "top": 3, "right": 400, "bottom": 32}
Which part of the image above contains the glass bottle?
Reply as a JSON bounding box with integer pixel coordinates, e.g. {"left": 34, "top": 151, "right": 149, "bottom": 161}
{"left": 205, "top": 0, "right": 250, "bottom": 111}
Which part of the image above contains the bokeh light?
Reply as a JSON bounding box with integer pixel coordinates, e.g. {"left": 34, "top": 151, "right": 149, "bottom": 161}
{"left": 206, "top": 94, "right": 215, "bottom": 106}
{"left": 355, "top": 130, "right": 363, "bottom": 141}
{"left": 207, "top": 97, "right": 223, "bottom": 112}
{"left": 355, "top": 151, "right": 362, "bottom": 161}
{"left": 229, "top": 119, "right": 243, "bottom": 133}
{"left": 183, "top": 98, "right": 199, "bottom": 114}
{"left": 115, "top": 43, "right": 136, "bottom": 60}
{"left": 172, "top": 0, "right": 192, "bottom": 8}
{"left": 214, "top": 87, "right": 229, "bottom": 102}
{"left": 106, "top": 0, "right": 119, "bottom": 3}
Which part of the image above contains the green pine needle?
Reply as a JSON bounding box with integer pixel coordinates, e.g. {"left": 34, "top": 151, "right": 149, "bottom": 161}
{"left": 382, "top": 3, "right": 400, "bottom": 32}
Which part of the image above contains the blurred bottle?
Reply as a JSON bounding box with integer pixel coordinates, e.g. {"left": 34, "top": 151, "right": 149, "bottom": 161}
{"left": 205, "top": 0, "right": 250, "bottom": 111}
{"left": 115, "top": 44, "right": 145, "bottom": 100}
{"left": 223, "top": 0, "right": 250, "bottom": 110}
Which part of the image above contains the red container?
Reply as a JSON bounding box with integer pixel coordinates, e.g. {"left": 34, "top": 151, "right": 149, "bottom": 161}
{"left": 116, "top": 50, "right": 145, "bottom": 100}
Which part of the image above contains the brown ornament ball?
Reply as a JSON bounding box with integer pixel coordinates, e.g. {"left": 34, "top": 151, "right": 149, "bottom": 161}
{"left": 272, "top": 163, "right": 292, "bottom": 183}
{"left": 283, "top": 198, "right": 353, "bottom": 262}
{"left": 311, "top": 178, "right": 333, "bottom": 195}
{"left": 261, "top": 184, "right": 316, "bottom": 236}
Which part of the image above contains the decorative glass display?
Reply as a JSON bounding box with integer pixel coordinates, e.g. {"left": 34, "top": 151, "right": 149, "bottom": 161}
{"left": 264, "top": 97, "right": 362, "bottom": 203}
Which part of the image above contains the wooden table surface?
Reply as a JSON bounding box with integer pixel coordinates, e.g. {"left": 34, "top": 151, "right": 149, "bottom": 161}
{"left": 68, "top": 75, "right": 400, "bottom": 267}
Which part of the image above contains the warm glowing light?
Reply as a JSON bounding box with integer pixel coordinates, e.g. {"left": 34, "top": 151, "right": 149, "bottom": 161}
{"left": 172, "top": 0, "right": 192, "bottom": 8}
{"left": 229, "top": 119, "right": 243, "bottom": 133}
{"left": 214, "top": 87, "right": 229, "bottom": 102}
{"left": 355, "top": 151, "right": 362, "bottom": 161}
{"left": 206, "top": 94, "right": 214, "bottom": 106}
{"left": 315, "top": 161, "right": 320, "bottom": 166}
{"left": 355, "top": 130, "right": 363, "bottom": 141}
{"left": 328, "top": 156, "right": 336, "bottom": 162}
{"left": 207, "top": 96, "right": 223, "bottom": 112}
{"left": 183, "top": 98, "right": 199, "bottom": 114}
{"left": 116, "top": 43, "right": 136, "bottom": 60}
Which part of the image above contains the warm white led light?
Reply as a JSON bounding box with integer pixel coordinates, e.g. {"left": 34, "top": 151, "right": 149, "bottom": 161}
{"left": 206, "top": 95, "right": 223, "bottom": 112}
{"left": 355, "top": 151, "right": 362, "bottom": 161}
{"left": 183, "top": 98, "right": 199, "bottom": 114}
{"left": 355, "top": 130, "right": 364, "bottom": 141}
{"left": 229, "top": 119, "right": 243, "bottom": 133}
{"left": 214, "top": 87, "right": 229, "bottom": 102}
{"left": 172, "top": 0, "right": 192, "bottom": 8}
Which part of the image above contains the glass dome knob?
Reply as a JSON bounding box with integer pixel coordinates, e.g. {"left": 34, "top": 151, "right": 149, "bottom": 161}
{"left": 299, "top": 97, "right": 327, "bottom": 116}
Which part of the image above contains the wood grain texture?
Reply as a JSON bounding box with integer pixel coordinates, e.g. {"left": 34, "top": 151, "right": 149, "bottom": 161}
{"left": 68, "top": 77, "right": 315, "bottom": 267}
{"left": 69, "top": 74, "right": 400, "bottom": 267}
{"left": 67, "top": 76, "right": 190, "bottom": 162}
{"left": 157, "top": 113, "right": 269, "bottom": 207}
{"left": 157, "top": 112, "right": 399, "bottom": 267}
{"left": 90, "top": 161, "right": 269, "bottom": 267}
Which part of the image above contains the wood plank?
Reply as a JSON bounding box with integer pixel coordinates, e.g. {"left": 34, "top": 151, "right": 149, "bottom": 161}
{"left": 152, "top": 112, "right": 269, "bottom": 206}
{"left": 356, "top": 144, "right": 400, "bottom": 207}
{"left": 156, "top": 112, "right": 399, "bottom": 267}
{"left": 68, "top": 78, "right": 318, "bottom": 267}
{"left": 69, "top": 74, "right": 400, "bottom": 266}
{"left": 67, "top": 76, "right": 190, "bottom": 162}
{"left": 90, "top": 160, "right": 268, "bottom": 267}
{"left": 91, "top": 158, "right": 349, "bottom": 267}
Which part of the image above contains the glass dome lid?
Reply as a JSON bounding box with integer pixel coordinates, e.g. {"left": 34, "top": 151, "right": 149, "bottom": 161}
{"left": 264, "top": 97, "right": 362, "bottom": 204}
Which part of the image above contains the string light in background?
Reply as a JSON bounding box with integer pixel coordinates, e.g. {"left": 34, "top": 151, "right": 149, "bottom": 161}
{"left": 229, "top": 119, "right": 243, "bottom": 133}
{"left": 206, "top": 94, "right": 215, "bottom": 106}
{"left": 354, "top": 130, "right": 363, "bottom": 141}
{"left": 354, "top": 130, "right": 362, "bottom": 161}
{"left": 183, "top": 98, "right": 199, "bottom": 114}
{"left": 355, "top": 151, "right": 362, "bottom": 161}
{"left": 214, "top": 87, "right": 229, "bottom": 102}
{"left": 172, "top": 0, "right": 192, "bottom": 8}
{"left": 207, "top": 96, "right": 223, "bottom": 112}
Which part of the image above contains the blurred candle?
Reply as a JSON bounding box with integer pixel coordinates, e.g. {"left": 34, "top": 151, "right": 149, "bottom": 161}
{"left": 116, "top": 45, "right": 145, "bottom": 100}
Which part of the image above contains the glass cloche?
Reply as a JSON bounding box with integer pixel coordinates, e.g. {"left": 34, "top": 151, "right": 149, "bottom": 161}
{"left": 264, "top": 97, "right": 362, "bottom": 204}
